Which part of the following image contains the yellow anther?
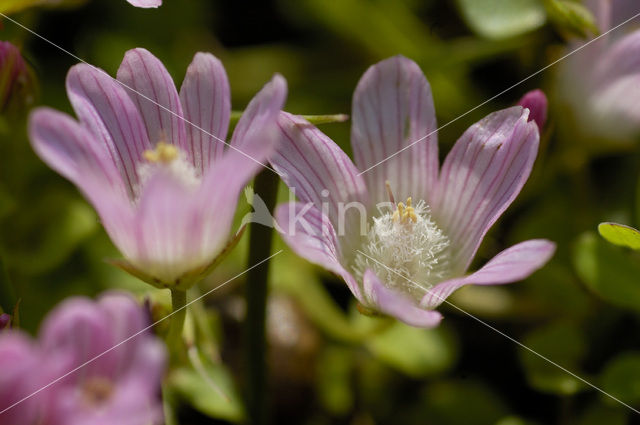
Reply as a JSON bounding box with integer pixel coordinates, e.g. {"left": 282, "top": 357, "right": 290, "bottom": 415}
{"left": 143, "top": 142, "right": 178, "bottom": 164}
{"left": 392, "top": 198, "right": 417, "bottom": 224}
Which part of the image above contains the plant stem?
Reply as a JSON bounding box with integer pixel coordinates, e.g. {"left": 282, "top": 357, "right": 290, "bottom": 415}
{"left": 167, "top": 289, "right": 187, "bottom": 355}
{"left": 244, "top": 170, "right": 279, "bottom": 425}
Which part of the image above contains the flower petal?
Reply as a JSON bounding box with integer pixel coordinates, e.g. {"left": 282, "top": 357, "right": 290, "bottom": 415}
{"left": 40, "top": 297, "right": 115, "bottom": 378}
{"left": 421, "top": 239, "right": 556, "bottom": 309}
{"left": 351, "top": 55, "right": 439, "bottom": 205}
{"left": 66, "top": 63, "right": 151, "bottom": 194}
{"left": 276, "top": 202, "right": 362, "bottom": 300}
{"left": 593, "top": 31, "right": 640, "bottom": 86}
{"left": 29, "top": 107, "right": 124, "bottom": 195}
{"left": 127, "top": 0, "right": 161, "bottom": 7}
{"left": 517, "top": 89, "right": 547, "bottom": 131}
{"left": 0, "top": 332, "right": 44, "bottom": 425}
{"left": 271, "top": 112, "right": 369, "bottom": 244}
{"left": 362, "top": 270, "right": 442, "bottom": 328}
{"left": 590, "top": 74, "right": 640, "bottom": 139}
{"left": 117, "top": 48, "right": 187, "bottom": 152}
{"left": 179, "top": 52, "right": 231, "bottom": 174}
{"left": 433, "top": 106, "right": 539, "bottom": 272}
{"left": 230, "top": 74, "right": 287, "bottom": 152}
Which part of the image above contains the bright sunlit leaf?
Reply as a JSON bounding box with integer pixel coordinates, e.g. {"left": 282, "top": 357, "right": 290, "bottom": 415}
{"left": 456, "top": 0, "right": 546, "bottom": 39}
{"left": 598, "top": 222, "right": 640, "bottom": 250}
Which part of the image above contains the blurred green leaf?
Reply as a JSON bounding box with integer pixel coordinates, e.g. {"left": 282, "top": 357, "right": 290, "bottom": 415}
{"left": 598, "top": 222, "right": 640, "bottom": 250}
{"left": 578, "top": 402, "right": 627, "bottom": 425}
{"left": 366, "top": 322, "right": 456, "bottom": 378}
{"left": 456, "top": 0, "right": 546, "bottom": 39}
{"left": 420, "top": 380, "right": 510, "bottom": 425}
{"left": 9, "top": 198, "right": 98, "bottom": 275}
{"left": 0, "top": 0, "right": 85, "bottom": 14}
{"left": 600, "top": 352, "right": 640, "bottom": 406}
{"left": 573, "top": 232, "right": 640, "bottom": 312}
{"left": 168, "top": 362, "right": 244, "bottom": 423}
{"left": 317, "top": 346, "right": 354, "bottom": 416}
{"left": 520, "top": 322, "right": 587, "bottom": 395}
{"left": 543, "top": 0, "right": 599, "bottom": 38}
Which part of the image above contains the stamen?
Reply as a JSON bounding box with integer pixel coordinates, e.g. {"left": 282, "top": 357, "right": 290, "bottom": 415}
{"left": 143, "top": 141, "right": 178, "bottom": 164}
{"left": 392, "top": 197, "right": 418, "bottom": 224}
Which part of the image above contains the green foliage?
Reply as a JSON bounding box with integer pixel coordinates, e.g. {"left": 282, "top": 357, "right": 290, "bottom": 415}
{"left": 520, "top": 322, "right": 587, "bottom": 395}
{"left": 543, "top": 0, "right": 599, "bottom": 38}
{"left": 167, "top": 362, "right": 244, "bottom": 422}
{"left": 573, "top": 232, "right": 640, "bottom": 312}
{"left": 598, "top": 222, "right": 640, "bottom": 250}
{"left": 456, "top": 0, "right": 546, "bottom": 39}
{"left": 600, "top": 352, "right": 640, "bottom": 406}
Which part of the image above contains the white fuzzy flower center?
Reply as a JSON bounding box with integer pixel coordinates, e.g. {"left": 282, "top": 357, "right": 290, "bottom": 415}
{"left": 353, "top": 197, "right": 450, "bottom": 300}
{"left": 137, "top": 142, "right": 200, "bottom": 192}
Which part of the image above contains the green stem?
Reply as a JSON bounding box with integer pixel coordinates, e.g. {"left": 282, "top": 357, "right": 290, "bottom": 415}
{"left": 230, "top": 111, "right": 348, "bottom": 126}
{"left": 244, "top": 170, "right": 279, "bottom": 425}
{"left": 167, "top": 289, "right": 187, "bottom": 356}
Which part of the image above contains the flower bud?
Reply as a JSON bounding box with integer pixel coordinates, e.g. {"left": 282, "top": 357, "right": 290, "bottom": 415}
{"left": 0, "top": 41, "right": 34, "bottom": 114}
{"left": 518, "top": 89, "right": 548, "bottom": 132}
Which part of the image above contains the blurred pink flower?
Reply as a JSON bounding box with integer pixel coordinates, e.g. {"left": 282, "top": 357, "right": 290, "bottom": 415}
{"left": 127, "top": 0, "right": 161, "bottom": 8}
{"left": 0, "top": 292, "right": 166, "bottom": 425}
{"left": 559, "top": 0, "right": 640, "bottom": 143}
{"left": 272, "top": 56, "right": 555, "bottom": 328}
{"left": 29, "top": 48, "right": 286, "bottom": 288}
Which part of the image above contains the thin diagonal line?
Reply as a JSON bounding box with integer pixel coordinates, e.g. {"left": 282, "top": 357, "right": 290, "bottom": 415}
{"left": 357, "top": 11, "right": 640, "bottom": 177}
{"left": 0, "top": 250, "right": 283, "bottom": 417}
{"left": 0, "top": 12, "right": 281, "bottom": 176}
{"left": 356, "top": 249, "right": 640, "bottom": 415}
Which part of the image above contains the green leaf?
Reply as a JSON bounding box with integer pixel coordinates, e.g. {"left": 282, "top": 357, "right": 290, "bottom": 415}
{"left": 598, "top": 222, "right": 640, "bottom": 250}
{"left": 573, "top": 232, "right": 640, "bottom": 312}
{"left": 578, "top": 402, "right": 627, "bottom": 425}
{"left": 0, "top": 0, "right": 85, "bottom": 14}
{"left": 600, "top": 352, "right": 640, "bottom": 406}
{"left": 456, "top": 0, "right": 546, "bottom": 39}
{"left": 168, "top": 362, "right": 244, "bottom": 422}
{"left": 519, "top": 322, "right": 587, "bottom": 395}
{"left": 366, "top": 322, "right": 457, "bottom": 378}
{"left": 316, "top": 346, "right": 354, "bottom": 416}
{"left": 543, "top": 0, "right": 599, "bottom": 38}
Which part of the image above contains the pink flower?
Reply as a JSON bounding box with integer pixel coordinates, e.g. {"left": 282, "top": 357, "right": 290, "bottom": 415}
{"left": 272, "top": 56, "right": 555, "bottom": 328}
{"left": 0, "top": 292, "right": 166, "bottom": 425}
{"left": 559, "top": 0, "right": 640, "bottom": 142}
{"left": 29, "top": 48, "right": 287, "bottom": 289}
{"left": 126, "top": 0, "right": 161, "bottom": 8}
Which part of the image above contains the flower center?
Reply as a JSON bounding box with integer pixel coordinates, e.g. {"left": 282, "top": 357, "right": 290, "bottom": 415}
{"left": 353, "top": 197, "right": 450, "bottom": 300}
{"left": 136, "top": 141, "right": 200, "bottom": 193}
{"left": 81, "top": 376, "right": 114, "bottom": 407}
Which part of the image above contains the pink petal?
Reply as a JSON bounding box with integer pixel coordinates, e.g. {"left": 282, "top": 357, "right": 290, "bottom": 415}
{"left": 29, "top": 108, "right": 136, "bottom": 266}
{"left": 517, "top": 89, "right": 547, "bottom": 131}
{"left": 362, "top": 270, "right": 442, "bottom": 328}
{"left": 127, "top": 0, "right": 161, "bottom": 7}
{"left": 117, "top": 48, "right": 188, "bottom": 153}
{"left": 230, "top": 74, "right": 287, "bottom": 151}
{"left": 421, "top": 239, "right": 556, "bottom": 309}
{"left": 132, "top": 171, "right": 207, "bottom": 282}
{"left": 433, "top": 107, "right": 539, "bottom": 273}
{"left": 40, "top": 297, "right": 115, "bottom": 379}
{"left": 351, "top": 55, "right": 439, "bottom": 205}
{"left": 179, "top": 52, "right": 231, "bottom": 174}
{"left": 592, "top": 31, "right": 640, "bottom": 87}
{"left": 66, "top": 64, "right": 151, "bottom": 194}
{"left": 0, "top": 332, "right": 43, "bottom": 425}
{"left": 271, "top": 112, "right": 369, "bottom": 244}
{"left": 29, "top": 108, "right": 124, "bottom": 196}
{"left": 275, "top": 202, "right": 362, "bottom": 300}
